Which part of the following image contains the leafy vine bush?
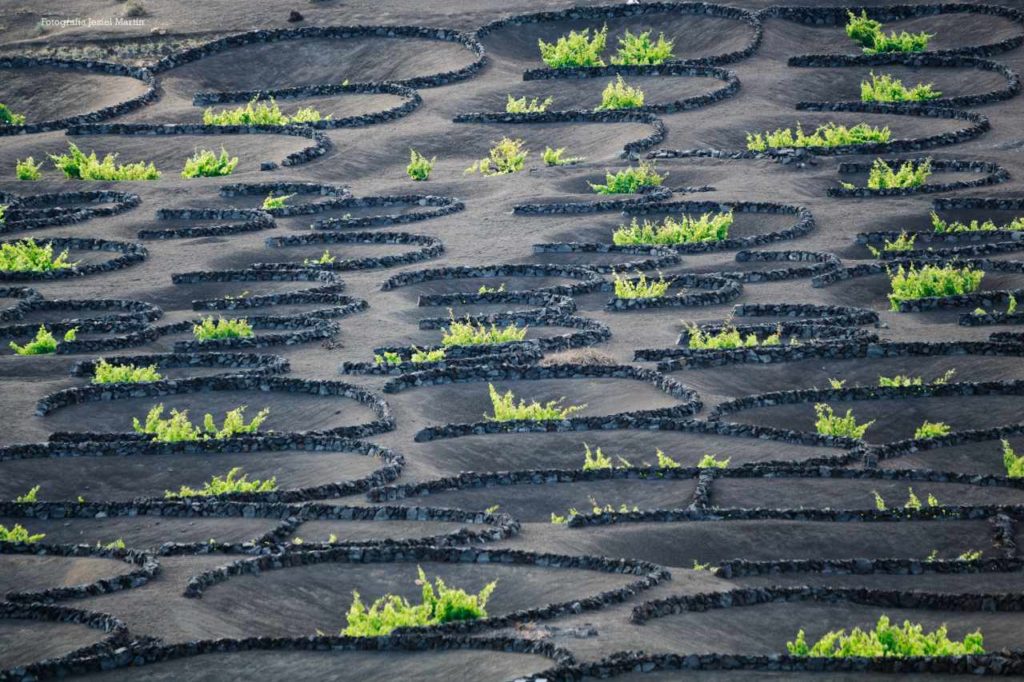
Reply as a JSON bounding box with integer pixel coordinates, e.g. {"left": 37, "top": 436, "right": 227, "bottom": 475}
{"left": 465, "top": 137, "right": 528, "bottom": 176}
{"left": 192, "top": 316, "right": 254, "bottom": 341}
{"left": 342, "top": 566, "right": 496, "bottom": 636}
{"left": 814, "top": 403, "right": 874, "bottom": 438}
{"left": 788, "top": 614, "right": 981, "bottom": 658}
{"left": 931, "top": 212, "right": 1024, "bottom": 234}
{"left": 612, "top": 211, "right": 733, "bottom": 246}
{"left": 860, "top": 72, "right": 940, "bottom": 103}
{"left": 477, "top": 283, "right": 505, "bottom": 294}
{"left": 611, "top": 29, "right": 674, "bottom": 65}
{"left": 595, "top": 75, "right": 645, "bottom": 111}
{"left": 914, "top": 421, "right": 951, "bottom": 439}
{"left": 580, "top": 443, "right": 701, "bottom": 470}
{"left": 887, "top": 263, "right": 983, "bottom": 310}
{"left": 697, "top": 453, "right": 730, "bottom": 468}
{"left": 203, "top": 97, "right": 328, "bottom": 125}
{"left": 872, "top": 487, "right": 938, "bottom": 511}
{"left": 686, "top": 323, "right": 781, "bottom": 350}
{"left": 484, "top": 382, "right": 585, "bottom": 422}
{"left": 845, "top": 11, "right": 933, "bottom": 55}
{"left": 538, "top": 25, "right": 608, "bottom": 68}
{"left": 164, "top": 466, "right": 276, "bottom": 499}
{"left": 506, "top": 95, "right": 553, "bottom": 113}
{"left": 441, "top": 314, "right": 527, "bottom": 346}
{"left": 16, "top": 157, "right": 42, "bottom": 181}
{"left": 303, "top": 249, "right": 335, "bottom": 266}
{"left": 132, "top": 404, "right": 269, "bottom": 442}
{"left": 0, "top": 238, "right": 76, "bottom": 272}
{"left": 1002, "top": 440, "right": 1024, "bottom": 478}
{"left": 878, "top": 369, "right": 955, "bottom": 387}
{"left": 542, "top": 146, "right": 584, "bottom": 166}
{"left": 589, "top": 161, "right": 664, "bottom": 194}
{"left": 374, "top": 347, "right": 445, "bottom": 366}
{"left": 613, "top": 272, "right": 670, "bottom": 299}
{"left": 50, "top": 143, "right": 160, "bottom": 181}
{"left": 0, "top": 103, "right": 26, "bottom": 126}
{"left": 92, "top": 359, "right": 162, "bottom": 384}
{"left": 866, "top": 231, "right": 915, "bottom": 258}
{"left": 551, "top": 498, "right": 640, "bottom": 524}
{"left": 262, "top": 193, "right": 293, "bottom": 209}
{"left": 407, "top": 149, "right": 435, "bottom": 181}
{"left": 861, "top": 159, "right": 932, "bottom": 190}
{"left": 9, "top": 325, "right": 76, "bottom": 355}
{"left": 0, "top": 204, "right": 4, "bottom": 224}
{"left": 16, "top": 485, "right": 39, "bottom": 503}
{"left": 0, "top": 524, "right": 44, "bottom": 543}
{"left": 746, "top": 123, "right": 890, "bottom": 151}
{"left": 181, "top": 148, "right": 238, "bottom": 178}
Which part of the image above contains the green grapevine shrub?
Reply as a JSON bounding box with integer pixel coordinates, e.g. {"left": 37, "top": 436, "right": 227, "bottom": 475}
{"left": 864, "top": 158, "right": 931, "bottom": 190}
{"left": 506, "top": 95, "right": 553, "bottom": 113}
{"left": 165, "top": 466, "right": 276, "bottom": 499}
{"left": 181, "top": 148, "right": 238, "bottom": 178}
{"left": 542, "top": 146, "right": 584, "bottom": 166}
{"left": 477, "top": 283, "right": 506, "bottom": 294}
{"left": 406, "top": 149, "right": 435, "bottom": 181}
{"left": 866, "top": 231, "right": 915, "bottom": 258}
{"left": 303, "top": 249, "right": 335, "bottom": 266}
{"left": 92, "top": 359, "right": 162, "bottom": 384}
{"left": 374, "top": 351, "right": 402, "bottom": 367}
{"left": 887, "top": 263, "right": 983, "bottom": 310}
{"left": 0, "top": 204, "right": 4, "bottom": 224}
{"left": 931, "top": 211, "right": 1024, "bottom": 234}
{"left": 410, "top": 347, "right": 445, "bottom": 363}
{"left": 0, "top": 103, "right": 25, "bottom": 126}
{"left": 133, "top": 404, "right": 269, "bottom": 442}
{"left": 15, "top": 485, "right": 39, "bottom": 503}
{"left": 845, "top": 11, "right": 932, "bottom": 54}
{"left": 589, "top": 161, "right": 663, "bottom": 194}
{"left": 878, "top": 369, "right": 956, "bottom": 387}
{"left": 0, "top": 238, "right": 76, "bottom": 272}
{"left": 613, "top": 272, "right": 670, "bottom": 299}
{"left": 746, "top": 123, "right": 891, "bottom": 151}
{"left": 611, "top": 30, "right": 674, "bottom": 65}
{"left": 613, "top": 211, "right": 733, "bottom": 245}
{"left": 16, "top": 157, "right": 42, "bottom": 180}
{"left": 686, "top": 323, "right": 781, "bottom": 350}
{"left": 595, "top": 75, "right": 645, "bottom": 111}
{"left": 441, "top": 315, "right": 527, "bottom": 346}
{"left": 697, "top": 453, "right": 730, "bottom": 468}
{"left": 582, "top": 443, "right": 614, "bottom": 470}
{"left": 261, "top": 193, "right": 294, "bottom": 209}
{"left": 657, "top": 450, "right": 682, "bottom": 468}
{"left": 9, "top": 325, "right": 76, "bottom": 355}
{"left": 192, "top": 316, "right": 254, "bottom": 341}
{"left": 538, "top": 26, "right": 608, "bottom": 68}
{"left": 787, "top": 614, "right": 982, "bottom": 658}
{"left": 465, "top": 137, "right": 528, "bottom": 176}
{"left": 814, "top": 403, "right": 874, "bottom": 438}
{"left": 845, "top": 11, "right": 883, "bottom": 48}
{"left": 860, "top": 72, "right": 941, "bottom": 102}
{"left": 203, "top": 97, "right": 328, "bottom": 125}
{"left": 50, "top": 143, "right": 160, "bottom": 180}
{"left": 100, "top": 538, "right": 126, "bottom": 549}
{"left": 1002, "top": 440, "right": 1024, "bottom": 478}
{"left": 959, "top": 549, "right": 983, "bottom": 561}
{"left": 484, "top": 383, "right": 585, "bottom": 421}
{"left": 0, "top": 523, "right": 44, "bottom": 542}
{"left": 914, "top": 421, "right": 951, "bottom": 439}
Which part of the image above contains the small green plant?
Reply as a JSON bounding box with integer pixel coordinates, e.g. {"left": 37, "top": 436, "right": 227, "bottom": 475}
{"left": 612, "top": 211, "right": 733, "bottom": 246}
{"left": 92, "top": 359, "right": 162, "bottom": 384}
{"left": 133, "top": 404, "right": 269, "bottom": 442}
{"left": 192, "top": 316, "right": 254, "bottom": 341}
{"left": 342, "top": 566, "right": 496, "bottom": 636}
{"left": 878, "top": 369, "right": 956, "bottom": 387}
{"left": 0, "top": 523, "right": 44, "bottom": 543}
{"left": 506, "top": 95, "right": 553, "bottom": 113}
{"left": 0, "top": 205, "right": 4, "bottom": 224}
{"left": 484, "top": 505, "right": 500, "bottom": 515}
{"left": 582, "top": 443, "right": 614, "bottom": 470}
{"left": 465, "top": 137, "right": 528, "bottom": 176}
{"left": 100, "top": 538, "right": 126, "bottom": 550}
{"left": 611, "top": 29, "right": 674, "bottom": 65}
{"left": 590, "top": 161, "right": 664, "bottom": 194}
{"left": 164, "top": 467, "right": 277, "bottom": 499}
{"left": 697, "top": 453, "right": 730, "bottom": 469}
{"left": 181, "top": 147, "right": 238, "bottom": 178}
{"left": 866, "top": 231, "right": 916, "bottom": 258}
{"left": 303, "top": 249, "right": 335, "bottom": 266}
{"left": 926, "top": 549, "right": 939, "bottom": 562}
{"left": 50, "top": 143, "right": 160, "bottom": 181}
{"left": 746, "top": 123, "right": 891, "bottom": 151}
{"left": 865, "top": 158, "right": 932, "bottom": 190}
{"left": 9, "top": 325, "right": 76, "bottom": 355}
{"left": 406, "top": 149, "right": 435, "bottom": 181}
{"left": 410, "top": 347, "right": 445, "bottom": 363}
{"left": 873, "top": 487, "right": 939, "bottom": 511}
{"left": 958, "top": 549, "right": 984, "bottom": 561}
{"left": 1002, "top": 439, "right": 1024, "bottom": 478}
{"left": 931, "top": 211, "right": 1024, "bottom": 234}
{"left": 613, "top": 272, "right": 670, "bottom": 299}
{"left": 477, "top": 283, "right": 506, "bottom": 294}
{"left": 16, "top": 157, "right": 42, "bottom": 180}
{"left": 787, "top": 614, "right": 982, "bottom": 658}
{"left": 914, "top": 421, "right": 951, "bottom": 439}
{"left": 542, "top": 146, "right": 584, "bottom": 166}
{"left": 0, "top": 239, "right": 77, "bottom": 272}
{"left": 828, "top": 378, "right": 846, "bottom": 389}
{"left": 484, "top": 383, "right": 585, "bottom": 422}
{"left": 860, "top": 72, "right": 941, "bottom": 102}
{"left": 692, "top": 560, "right": 713, "bottom": 571}
{"left": 872, "top": 490, "right": 887, "bottom": 511}
{"left": 1009, "top": 294, "right": 1018, "bottom": 315}
{"left": 887, "top": 263, "right": 983, "bottom": 311}
{"left": 374, "top": 351, "right": 402, "bottom": 367}
{"left": 538, "top": 25, "right": 608, "bottom": 68}
{"left": 845, "top": 11, "right": 932, "bottom": 54}
{"left": 261, "top": 193, "right": 294, "bottom": 210}
{"left": 203, "top": 97, "right": 327, "bottom": 125}
{"left": 657, "top": 450, "right": 682, "bottom": 468}
{"left": 441, "top": 314, "right": 527, "bottom": 347}
{"left": 595, "top": 75, "right": 645, "bottom": 111}
{"left": 15, "top": 485, "right": 40, "bottom": 503}
{"left": 814, "top": 403, "right": 874, "bottom": 438}
{"left": 686, "top": 323, "right": 781, "bottom": 350}
{"left": 0, "top": 103, "right": 26, "bottom": 126}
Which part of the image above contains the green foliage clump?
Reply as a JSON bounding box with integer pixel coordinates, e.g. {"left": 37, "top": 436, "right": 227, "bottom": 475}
{"left": 16, "top": 157, "right": 42, "bottom": 180}
{"left": 878, "top": 369, "right": 956, "bottom": 387}
{"left": 485, "top": 383, "right": 585, "bottom": 422}
{"left": 589, "top": 161, "right": 664, "bottom": 194}
{"left": 787, "top": 614, "right": 982, "bottom": 658}
{"left": 871, "top": 487, "right": 938, "bottom": 512}
{"left": 845, "top": 11, "right": 932, "bottom": 54}
{"left": 374, "top": 347, "right": 445, "bottom": 366}
{"left": 697, "top": 453, "right": 730, "bottom": 468}
{"left": 164, "top": 466, "right": 276, "bottom": 499}
{"left": 50, "top": 143, "right": 160, "bottom": 181}
{"left": 406, "top": 149, "right": 435, "bottom": 181}
{"left": 477, "top": 283, "right": 506, "bottom": 294}
{"left": 15, "top": 485, "right": 39, "bottom": 503}
{"left": 746, "top": 123, "right": 891, "bottom": 151}
{"left": 506, "top": 95, "right": 553, "bottom": 113}
{"left": 181, "top": 148, "right": 238, "bottom": 178}
{"left": 342, "top": 566, "right": 496, "bottom": 636}
{"left": 582, "top": 443, "right": 614, "bottom": 470}
{"left": 611, "top": 30, "right": 674, "bottom": 65}
{"left": 595, "top": 75, "right": 645, "bottom": 111}
{"left": 133, "top": 404, "right": 269, "bottom": 442}
{"left": 538, "top": 25, "right": 608, "bottom": 68}
{"left": 886, "top": 263, "right": 983, "bottom": 310}
{"left": 203, "top": 97, "right": 328, "bottom": 125}
{"left": 914, "top": 421, "right": 951, "bottom": 439}
{"left": 814, "top": 403, "right": 874, "bottom": 438}
{"left": 613, "top": 271, "right": 670, "bottom": 299}
{"left": 686, "top": 323, "right": 781, "bottom": 350}
{"left": 261, "top": 193, "right": 293, "bottom": 210}
{"left": 860, "top": 72, "right": 941, "bottom": 103}
{"left": 9, "top": 325, "right": 76, "bottom": 355}
{"left": 1002, "top": 440, "right": 1024, "bottom": 478}
{"left": 465, "top": 137, "right": 528, "bottom": 176}
{"left": 192, "top": 316, "right": 254, "bottom": 341}
{"left": 441, "top": 315, "right": 527, "bottom": 347}
{"left": 92, "top": 358, "right": 162, "bottom": 384}
{"left": 542, "top": 146, "right": 584, "bottom": 166}
{"left": 613, "top": 211, "right": 733, "bottom": 246}
{"left": 0, "top": 523, "right": 44, "bottom": 543}
{"left": 0, "top": 238, "right": 76, "bottom": 272}
{"left": 0, "top": 205, "right": 4, "bottom": 224}
{"left": 0, "top": 103, "right": 26, "bottom": 126}
{"left": 931, "top": 211, "right": 1024, "bottom": 234}
{"left": 864, "top": 158, "right": 932, "bottom": 190}
{"left": 866, "top": 231, "right": 915, "bottom": 258}
{"left": 303, "top": 249, "right": 335, "bottom": 266}
{"left": 100, "top": 538, "right": 126, "bottom": 550}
